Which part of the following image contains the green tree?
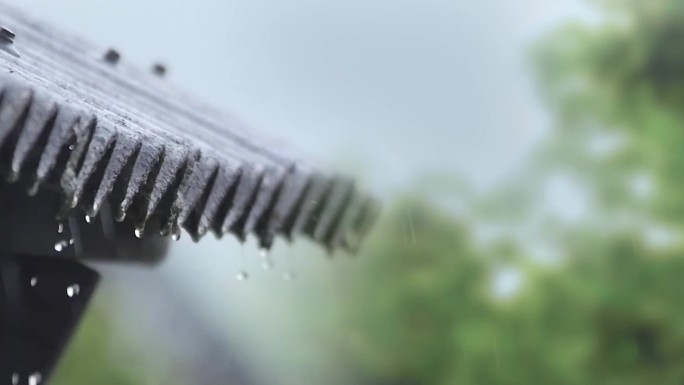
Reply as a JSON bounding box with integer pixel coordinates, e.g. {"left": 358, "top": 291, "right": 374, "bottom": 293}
{"left": 322, "top": 1, "right": 684, "bottom": 384}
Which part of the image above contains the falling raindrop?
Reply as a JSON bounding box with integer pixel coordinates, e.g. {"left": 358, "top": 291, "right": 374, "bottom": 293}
{"left": 406, "top": 208, "right": 416, "bottom": 245}
{"left": 28, "top": 372, "right": 41, "bottom": 385}
{"left": 134, "top": 227, "right": 144, "bottom": 239}
{"left": 236, "top": 243, "right": 250, "bottom": 280}
{"left": 54, "top": 240, "right": 69, "bottom": 252}
{"left": 283, "top": 248, "right": 298, "bottom": 282}
{"left": 30, "top": 277, "right": 37, "bottom": 287}
{"left": 66, "top": 284, "right": 80, "bottom": 298}
{"left": 401, "top": 218, "right": 408, "bottom": 246}
{"left": 259, "top": 248, "right": 274, "bottom": 270}
{"left": 11, "top": 373, "right": 18, "bottom": 385}
{"left": 57, "top": 222, "right": 64, "bottom": 234}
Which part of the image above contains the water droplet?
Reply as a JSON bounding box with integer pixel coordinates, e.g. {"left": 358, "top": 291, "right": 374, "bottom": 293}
{"left": 171, "top": 226, "right": 181, "bottom": 241}
{"left": 57, "top": 222, "right": 64, "bottom": 234}
{"left": 54, "top": 240, "right": 69, "bottom": 252}
{"left": 262, "top": 259, "right": 274, "bottom": 270}
{"left": 68, "top": 144, "right": 75, "bottom": 150}
{"left": 66, "top": 284, "right": 80, "bottom": 298}
{"left": 28, "top": 372, "right": 41, "bottom": 385}
{"left": 11, "top": 373, "right": 18, "bottom": 385}
{"left": 259, "top": 248, "right": 269, "bottom": 258}
{"left": 236, "top": 271, "right": 249, "bottom": 281}
{"left": 30, "top": 277, "right": 37, "bottom": 287}
{"left": 85, "top": 215, "right": 92, "bottom": 224}
{"left": 406, "top": 208, "right": 416, "bottom": 245}
{"left": 69, "top": 238, "right": 74, "bottom": 245}
{"left": 283, "top": 272, "right": 297, "bottom": 281}
{"left": 134, "top": 228, "right": 144, "bottom": 239}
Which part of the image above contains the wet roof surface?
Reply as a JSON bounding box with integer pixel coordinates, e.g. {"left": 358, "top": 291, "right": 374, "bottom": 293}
{"left": 0, "top": 3, "right": 378, "bottom": 252}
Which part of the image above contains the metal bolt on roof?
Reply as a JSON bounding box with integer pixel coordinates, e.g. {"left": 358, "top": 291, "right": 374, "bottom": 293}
{"left": 0, "top": 26, "right": 19, "bottom": 57}
{"left": 0, "top": 26, "right": 15, "bottom": 41}
{"left": 152, "top": 63, "right": 166, "bottom": 77}
{"left": 103, "top": 48, "right": 120, "bottom": 64}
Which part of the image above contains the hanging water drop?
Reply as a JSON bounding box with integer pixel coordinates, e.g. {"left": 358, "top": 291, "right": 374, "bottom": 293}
{"left": 11, "top": 373, "right": 18, "bottom": 385}
{"left": 54, "top": 240, "right": 69, "bottom": 252}
{"left": 30, "top": 277, "right": 37, "bottom": 287}
{"left": 85, "top": 214, "right": 92, "bottom": 224}
{"left": 69, "top": 238, "right": 74, "bottom": 245}
{"left": 134, "top": 227, "right": 144, "bottom": 239}
{"left": 66, "top": 284, "right": 80, "bottom": 298}
{"left": 28, "top": 372, "right": 41, "bottom": 385}
{"left": 236, "top": 243, "right": 249, "bottom": 280}
{"left": 171, "top": 227, "right": 181, "bottom": 241}
{"left": 171, "top": 223, "right": 180, "bottom": 241}
{"left": 68, "top": 144, "right": 75, "bottom": 151}
{"left": 57, "top": 222, "right": 64, "bottom": 234}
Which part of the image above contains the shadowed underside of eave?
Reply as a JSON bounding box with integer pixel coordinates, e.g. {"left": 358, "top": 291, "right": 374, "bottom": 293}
{"left": 0, "top": 3, "right": 379, "bottom": 252}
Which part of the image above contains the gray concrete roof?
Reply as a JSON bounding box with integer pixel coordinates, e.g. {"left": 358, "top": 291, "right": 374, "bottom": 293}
{"left": 0, "top": 3, "right": 377, "bottom": 252}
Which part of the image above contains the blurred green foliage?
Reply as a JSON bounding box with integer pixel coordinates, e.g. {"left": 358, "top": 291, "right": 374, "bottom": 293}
{"left": 324, "top": 1, "right": 684, "bottom": 384}
{"left": 333, "top": 199, "right": 684, "bottom": 385}
{"left": 50, "top": 300, "right": 153, "bottom": 385}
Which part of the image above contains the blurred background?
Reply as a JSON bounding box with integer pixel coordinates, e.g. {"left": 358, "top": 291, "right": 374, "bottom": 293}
{"left": 7, "top": 0, "right": 684, "bottom": 384}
